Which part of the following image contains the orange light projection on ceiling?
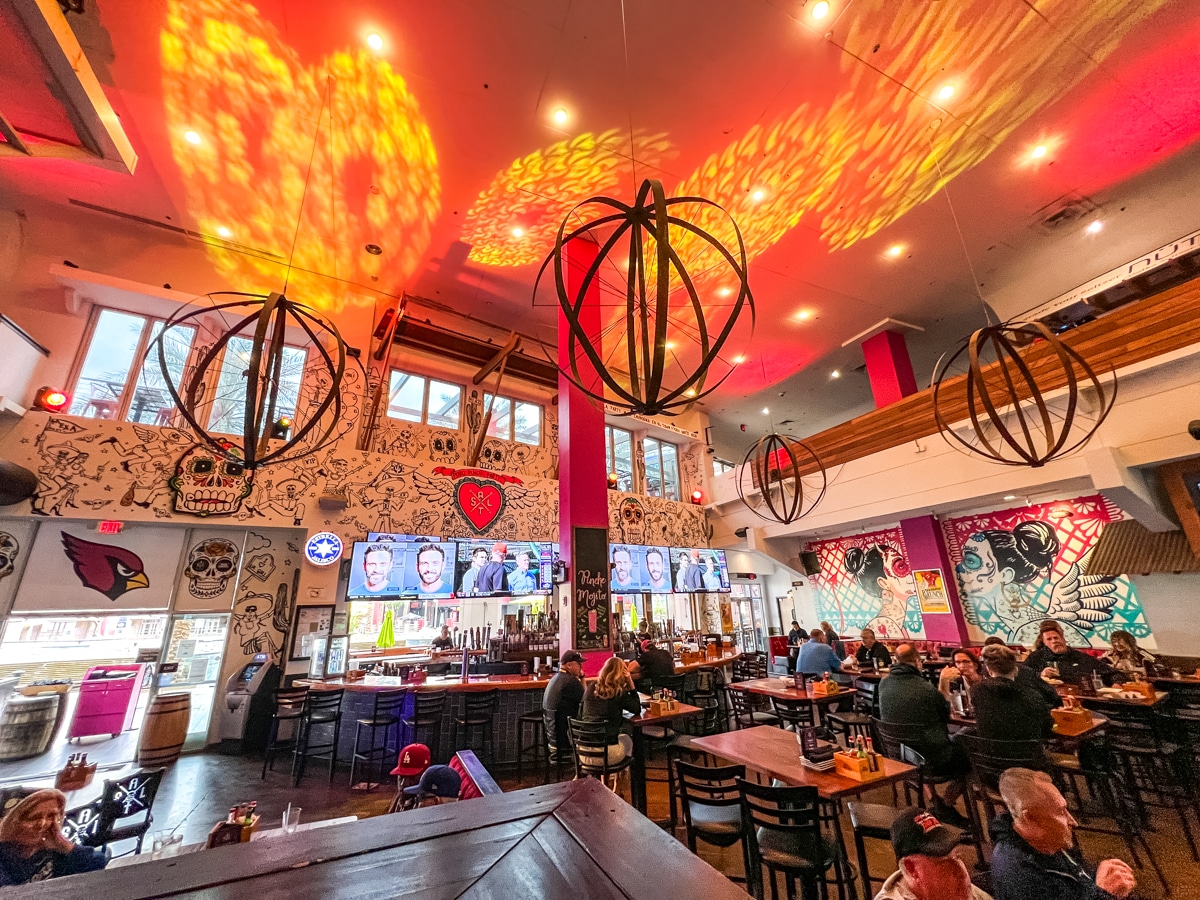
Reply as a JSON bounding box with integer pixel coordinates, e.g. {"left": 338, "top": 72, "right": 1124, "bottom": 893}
{"left": 462, "top": 129, "right": 674, "bottom": 267}
{"left": 161, "top": 0, "right": 440, "bottom": 312}
{"left": 467, "top": 0, "right": 1169, "bottom": 273}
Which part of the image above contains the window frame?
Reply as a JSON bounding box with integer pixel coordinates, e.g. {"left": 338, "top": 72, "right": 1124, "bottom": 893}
{"left": 483, "top": 391, "right": 543, "bottom": 446}
{"left": 643, "top": 436, "right": 681, "bottom": 502}
{"left": 605, "top": 425, "right": 635, "bottom": 492}
{"left": 386, "top": 368, "right": 465, "bottom": 430}
{"left": 206, "top": 336, "right": 309, "bottom": 438}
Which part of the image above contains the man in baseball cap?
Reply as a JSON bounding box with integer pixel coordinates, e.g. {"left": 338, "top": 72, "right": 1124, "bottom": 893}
{"left": 874, "top": 806, "right": 991, "bottom": 900}
{"left": 390, "top": 743, "right": 431, "bottom": 779}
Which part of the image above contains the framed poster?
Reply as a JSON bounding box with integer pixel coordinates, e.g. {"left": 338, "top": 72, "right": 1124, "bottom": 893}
{"left": 331, "top": 610, "right": 349, "bottom": 636}
{"left": 289, "top": 604, "right": 334, "bottom": 661}
{"left": 914, "top": 568, "right": 951, "bottom": 614}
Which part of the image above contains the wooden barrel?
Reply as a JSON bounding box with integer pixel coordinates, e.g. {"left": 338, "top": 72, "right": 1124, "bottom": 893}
{"left": 0, "top": 695, "right": 61, "bottom": 761}
{"left": 137, "top": 692, "right": 191, "bottom": 766}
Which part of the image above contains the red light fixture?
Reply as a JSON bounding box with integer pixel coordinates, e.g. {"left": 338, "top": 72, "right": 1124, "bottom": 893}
{"left": 690, "top": 489, "right": 704, "bottom": 505}
{"left": 607, "top": 472, "right": 619, "bottom": 490}
{"left": 33, "top": 386, "right": 69, "bottom": 412}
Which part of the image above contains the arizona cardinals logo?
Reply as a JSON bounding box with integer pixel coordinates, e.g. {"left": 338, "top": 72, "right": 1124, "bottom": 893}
{"left": 61, "top": 533, "right": 150, "bottom": 601}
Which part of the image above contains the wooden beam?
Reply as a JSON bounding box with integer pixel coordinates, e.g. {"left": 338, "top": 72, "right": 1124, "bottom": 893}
{"left": 1157, "top": 458, "right": 1200, "bottom": 560}
{"left": 786, "top": 275, "right": 1200, "bottom": 475}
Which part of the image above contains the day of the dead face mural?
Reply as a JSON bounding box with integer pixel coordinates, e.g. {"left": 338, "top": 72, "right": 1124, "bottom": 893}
{"left": 942, "top": 495, "right": 1151, "bottom": 648}
{"left": 806, "top": 527, "right": 925, "bottom": 641}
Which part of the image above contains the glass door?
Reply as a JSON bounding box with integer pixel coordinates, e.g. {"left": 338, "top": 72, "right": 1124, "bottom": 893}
{"left": 158, "top": 613, "right": 231, "bottom": 749}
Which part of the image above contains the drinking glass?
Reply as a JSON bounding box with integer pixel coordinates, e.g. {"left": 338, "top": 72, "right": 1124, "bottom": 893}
{"left": 151, "top": 832, "right": 183, "bottom": 858}
{"left": 283, "top": 805, "right": 302, "bottom": 834}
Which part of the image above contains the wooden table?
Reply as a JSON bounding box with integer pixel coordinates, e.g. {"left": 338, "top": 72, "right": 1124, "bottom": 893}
{"left": 728, "top": 678, "right": 857, "bottom": 724}
{"left": 1077, "top": 690, "right": 1169, "bottom": 709}
{"left": 627, "top": 702, "right": 702, "bottom": 816}
{"left": 690, "top": 726, "right": 914, "bottom": 800}
{"left": 949, "top": 713, "right": 1109, "bottom": 743}
{"left": 21, "top": 780, "right": 747, "bottom": 900}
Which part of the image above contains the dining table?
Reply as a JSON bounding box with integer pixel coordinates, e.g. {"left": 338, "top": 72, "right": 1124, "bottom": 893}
{"left": 626, "top": 701, "right": 702, "bottom": 817}
{"left": 727, "top": 678, "right": 857, "bottom": 725}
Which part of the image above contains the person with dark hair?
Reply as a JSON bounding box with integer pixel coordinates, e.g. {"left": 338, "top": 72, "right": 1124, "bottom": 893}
{"left": 477, "top": 542, "right": 509, "bottom": 593}
{"left": 0, "top": 790, "right": 108, "bottom": 886}
{"left": 787, "top": 620, "right": 805, "bottom": 674}
{"left": 844, "top": 544, "right": 915, "bottom": 640}
{"left": 856, "top": 627, "right": 892, "bottom": 668}
{"left": 796, "top": 628, "right": 842, "bottom": 676}
{"left": 412, "top": 543, "right": 448, "bottom": 595}
{"left": 982, "top": 636, "right": 1007, "bottom": 648}
{"left": 1101, "top": 630, "right": 1158, "bottom": 674}
{"left": 956, "top": 522, "right": 1060, "bottom": 641}
{"left": 645, "top": 548, "right": 670, "bottom": 592}
{"left": 636, "top": 639, "right": 676, "bottom": 690}
{"left": 543, "top": 650, "right": 585, "bottom": 763}
{"left": 819, "top": 621, "right": 845, "bottom": 658}
{"left": 937, "top": 648, "right": 982, "bottom": 700}
{"left": 972, "top": 645, "right": 1053, "bottom": 741}
{"left": 1023, "top": 621, "right": 1113, "bottom": 686}
{"left": 354, "top": 542, "right": 396, "bottom": 595}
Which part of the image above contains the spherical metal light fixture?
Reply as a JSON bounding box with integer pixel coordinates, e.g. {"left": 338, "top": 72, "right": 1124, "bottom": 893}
{"left": 736, "top": 433, "right": 826, "bottom": 524}
{"left": 931, "top": 320, "right": 1116, "bottom": 468}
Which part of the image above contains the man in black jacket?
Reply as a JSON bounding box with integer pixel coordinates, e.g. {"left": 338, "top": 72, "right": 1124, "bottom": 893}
{"left": 972, "top": 645, "right": 1053, "bottom": 741}
{"left": 542, "top": 650, "right": 585, "bottom": 763}
{"left": 855, "top": 627, "right": 892, "bottom": 669}
{"left": 636, "top": 640, "right": 676, "bottom": 691}
{"left": 1023, "top": 621, "right": 1113, "bottom": 686}
{"left": 991, "top": 768, "right": 1136, "bottom": 900}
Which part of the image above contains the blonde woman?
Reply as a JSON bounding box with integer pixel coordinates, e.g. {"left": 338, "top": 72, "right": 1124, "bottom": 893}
{"left": 0, "top": 790, "right": 107, "bottom": 886}
{"left": 580, "top": 656, "right": 641, "bottom": 765}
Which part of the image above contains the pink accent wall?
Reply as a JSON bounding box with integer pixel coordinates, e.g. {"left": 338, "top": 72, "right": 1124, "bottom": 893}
{"left": 861, "top": 330, "right": 918, "bottom": 408}
{"left": 899, "top": 515, "right": 970, "bottom": 645}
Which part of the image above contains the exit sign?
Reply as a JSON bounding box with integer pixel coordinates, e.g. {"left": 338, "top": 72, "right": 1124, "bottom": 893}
{"left": 97, "top": 521, "right": 124, "bottom": 534}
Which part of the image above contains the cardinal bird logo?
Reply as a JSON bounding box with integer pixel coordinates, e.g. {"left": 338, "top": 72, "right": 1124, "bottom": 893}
{"left": 61, "top": 533, "right": 150, "bottom": 601}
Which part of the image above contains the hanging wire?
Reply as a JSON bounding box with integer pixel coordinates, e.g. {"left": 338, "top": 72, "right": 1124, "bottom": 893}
{"left": 928, "top": 131, "right": 993, "bottom": 326}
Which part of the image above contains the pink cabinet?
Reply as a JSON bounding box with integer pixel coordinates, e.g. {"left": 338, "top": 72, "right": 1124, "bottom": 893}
{"left": 67, "top": 665, "right": 146, "bottom": 741}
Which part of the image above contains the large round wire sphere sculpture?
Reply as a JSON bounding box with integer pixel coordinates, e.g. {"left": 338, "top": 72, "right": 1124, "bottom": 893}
{"left": 535, "top": 178, "right": 754, "bottom": 417}
{"left": 736, "top": 434, "right": 827, "bottom": 524}
{"left": 150, "top": 291, "right": 347, "bottom": 470}
{"left": 931, "top": 320, "right": 1116, "bottom": 468}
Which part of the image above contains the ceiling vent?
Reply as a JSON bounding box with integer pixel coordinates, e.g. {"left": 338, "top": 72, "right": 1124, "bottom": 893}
{"left": 1029, "top": 192, "right": 1100, "bottom": 234}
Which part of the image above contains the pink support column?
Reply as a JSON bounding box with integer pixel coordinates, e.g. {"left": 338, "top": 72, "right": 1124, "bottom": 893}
{"left": 861, "top": 330, "right": 918, "bottom": 408}
{"left": 899, "top": 515, "right": 971, "bottom": 645}
{"left": 558, "top": 238, "right": 613, "bottom": 665}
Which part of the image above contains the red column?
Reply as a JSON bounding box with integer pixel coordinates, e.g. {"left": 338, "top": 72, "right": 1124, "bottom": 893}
{"left": 898, "top": 515, "right": 971, "bottom": 645}
{"left": 558, "top": 238, "right": 612, "bottom": 665}
{"left": 861, "top": 330, "right": 918, "bottom": 408}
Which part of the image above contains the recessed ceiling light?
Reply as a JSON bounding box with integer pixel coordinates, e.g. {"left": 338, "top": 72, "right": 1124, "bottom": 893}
{"left": 184, "top": 130, "right": 202, "bottom": 145}
{"left": 366, "top": 33, "right": 384, "bottom": 52}
{"left": 752, "top": 189, "right": 765, "bottom": 202}
{"left": 1003, "top": 494, "right": 1017, "bottom": 501}
{"left": 1030, "top": 144, "right": 1048, "bottom": 159}
{"left": 511, "top": 226, "right": 525, "bottom": 238}
{"left": 811, "top": 0, "right": 830, "bottom": 20}
{"left": 887, "top": 244, "right": 904, "bottom": 258}
{"left": 761, "top": 407, "right": 770, "bottom": 415}
{"left": 1086, "top": 220, "right": 1103, "bottom": 234}
{"left": 719, "top": 287, "right": 732, "bottom": 297}
{"left": 553, "top": 108, "right": 569, "bottom": 125}
{"left": 937, "top": 84, "right": 955, "bottom": 101}
{"left": 795, "top": 310, "right": 811, "bottom": 321}
{"left": 830, "top": 369, "right": 841, "bottom": 379}
{"left": 216, "top": 226, "right": 232, "bottom": 238}
{"left": 732, "top": 355, "right": 746, "bottom": 365}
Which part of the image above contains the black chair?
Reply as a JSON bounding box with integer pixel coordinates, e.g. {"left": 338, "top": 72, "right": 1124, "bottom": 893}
{"left": 654, "top": 673, "right": 687, "bottom": 698}
{"left": 825, "top": 679, "right": 876, "bottom": 746}
{"left": 261, "top": 686, "right": 309, "bottom": 780}
{"left": 690, "top": 666, "right": 727, "bottom": 732}
{"left": 770, "top": 696, "right": 816, "bottom": 731}
{"left": 846, "top": 801, "right": 902, "bottom": 895}
{"left": 62, "top": 798, "right": 104, "bottom": 847}
{"left": 293, "top": 688, "right": 345, "bottom": 786}
{"left": 350, "top": 689, "right": 406, "bottom": 790}
{"left": 402, "top": 690, "right": 448, "bottom": 762}
{"left": 95, "top": 768, "right": 165, "bottom": 855}
{"left": 738, "top": 778, "right": 839, "bottom": 900}
{"left": 451, "top": 689, "right": 499, "bottom": 761}
{"left": 675, "top": 761, "right": 749, "bottom": 881}
{"left": 727, "top": 687, "right": 781, "bottom": 730}
{"left": 731, "top": 658, "right": 753, "bottom": 684}
{"left": 568, "top": 717, "right": 631, "bottom": 791}
{"left": 955, "top": 732, "right": 1049, "bottom": 823}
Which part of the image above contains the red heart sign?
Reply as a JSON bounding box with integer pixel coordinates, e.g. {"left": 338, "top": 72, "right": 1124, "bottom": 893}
{"left": 455, "top": 478, "right": 507, "bottom": 533}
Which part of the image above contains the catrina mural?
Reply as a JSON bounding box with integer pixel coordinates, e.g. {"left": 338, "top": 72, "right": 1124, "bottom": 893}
{"left": 806, "top": 527, "right": 925, "bottom": 641}
{"left": 942, "top": 495, "right": 1152, "bottom": 648}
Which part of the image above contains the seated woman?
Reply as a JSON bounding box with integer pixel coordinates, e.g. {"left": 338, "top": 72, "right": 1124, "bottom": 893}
{"left": 1101, "top": 629, "right": 1158, "bottom": 674}
{"left": 937, "top": 648, "right": 983, "bottom": 701}
{"left": 0, "top": 790, "right": 107, "bottom": 887}
{"left": 580, "top": 656, "right": 641, "bottom": 766}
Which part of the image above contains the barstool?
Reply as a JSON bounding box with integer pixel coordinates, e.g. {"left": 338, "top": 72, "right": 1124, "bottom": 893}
{"left": 451, "top": 689, "right": 499, "bottom": 761}
{"left": 516, "top": 711, "right": 549, "bottom": 783}
{"left": 261, "top": 687, "right": 308, "bottom": 780}
{"left": 292, "top": 689, "right": 344, "bottom": 786}
{"left": 350, "top": 689, "right": 406, "bottom": 790}
{"left": 401, "top": 690, "right": 448, "bottom": 761}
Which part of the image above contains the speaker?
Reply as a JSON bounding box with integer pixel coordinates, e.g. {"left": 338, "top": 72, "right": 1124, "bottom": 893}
{"left": 734, "top": 527, "right": 748, "bottom": 539}
{"left": 800, "top": 551, "right": 821, "bottom": 576}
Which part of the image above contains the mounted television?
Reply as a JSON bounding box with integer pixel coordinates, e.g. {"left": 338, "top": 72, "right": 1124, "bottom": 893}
{"left": 346, "top": 540, "right": 457, "bottom": 600}
{"left": 608, "top": 543, "right": 671, "bottom": 594}
{"left": 367, "top": 532, "right": 441, "bottom": 542}
{"left": 670, "top": 547, "right": 731, "bottom": 593}
{"left": 455, "top": 541, "right": 557, "bottom": 597}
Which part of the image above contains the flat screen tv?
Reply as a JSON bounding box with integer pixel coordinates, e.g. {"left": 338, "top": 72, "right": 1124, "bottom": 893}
{"left": 670, "top": 547, "right": 731, "bottom": 593}
{"left": 454, "top": 540, "right": 557, "bottom": 597}
{"left": 367, "top": 532, "right": 442, "bottom": 542}
{"left": 345, "top": 540, "right": 457, "bottom": 600}
{"left": 608, "top": 543, "right": 671, "bottom": 594}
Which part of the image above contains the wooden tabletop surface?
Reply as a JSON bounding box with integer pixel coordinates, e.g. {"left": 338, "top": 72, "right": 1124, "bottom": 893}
{"left": 950, "top": 712, "right": 1109, "bottom": 739}
{"left": 690, "top": 726, "right": 914, "bottom": 800}
{"left": 17, "top": 780, "right": 747, "bottom": 900}
{"left": 728, "top": 678, "right": 858, "bottom": 705}
{"left": 1078, "top": 690, "right": 1169, "bottom": 708}
{"left": 299, "top": 673, "right": 553, "bottom": 692}
{"left": 629, "top": 701, "right": 703, "bottom": 727}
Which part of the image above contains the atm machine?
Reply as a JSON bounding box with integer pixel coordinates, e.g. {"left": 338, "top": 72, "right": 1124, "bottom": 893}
{"left": 218, "top": 653, "right": 280, "bottom": 751}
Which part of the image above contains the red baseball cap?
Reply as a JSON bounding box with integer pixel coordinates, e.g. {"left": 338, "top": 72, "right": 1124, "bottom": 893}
{"left": 390, "top": 743, "right": 431, "bottom": 776}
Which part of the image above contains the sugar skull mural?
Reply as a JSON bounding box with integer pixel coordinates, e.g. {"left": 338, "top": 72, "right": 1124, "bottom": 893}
{"left": 618, "top": 497, "right": 647, "bottom": 545}
{"left": 184, "top": 537, "right": 241, "bottom": 600}
{"left": 943, "top": 495, "right": 1148, "bottom": 648}
{"left": 805, "top": 527, "right": 924, "bottom": 640}
{"left": 169, "top": 443, "right": 254, "bottom": 517}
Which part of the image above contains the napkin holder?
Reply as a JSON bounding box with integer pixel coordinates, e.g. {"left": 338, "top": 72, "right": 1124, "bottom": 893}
{"left": 1051, "top": 704, "right": 1093, "bottom": 728}
{"left": 812, "top": 679, "right": 839, "bottom": 696}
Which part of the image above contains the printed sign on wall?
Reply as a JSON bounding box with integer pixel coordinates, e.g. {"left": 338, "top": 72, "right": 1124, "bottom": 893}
{"left": 572, "top": 527, "right": 610, "bottom": 651}
{"left": 914, "top": 568, "right": 950, "bottom": 614}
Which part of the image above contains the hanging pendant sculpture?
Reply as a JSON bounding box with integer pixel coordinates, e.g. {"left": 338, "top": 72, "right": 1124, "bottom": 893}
{"left": 737, "top": 434, "right": 826, "bottom": 524}
{"left": 536, "top": 178, "right": 754, "bottom": 416}
{"left": 931, "top": 321, "right": 1116, "bottom": 468}
{"left": 151, "top": 291, "right": 347, "bottom": 470}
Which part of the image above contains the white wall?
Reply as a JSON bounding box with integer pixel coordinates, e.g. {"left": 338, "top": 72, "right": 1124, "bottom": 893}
{"left": 1129, "top": 573, "right": 1200, "bottom": 657}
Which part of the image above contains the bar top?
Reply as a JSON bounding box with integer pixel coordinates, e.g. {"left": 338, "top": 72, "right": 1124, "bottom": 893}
{"left": 298, "top": 673, "right": 552, "bottom": 692}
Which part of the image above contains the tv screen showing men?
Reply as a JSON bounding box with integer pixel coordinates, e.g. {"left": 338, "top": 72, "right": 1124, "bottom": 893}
{"left": 671, "top": 547, "right": 731, "bottom": 593}
{"left": 367, "top": 532, "right": 442, "bottom": 542}
{"left": 346, "top": 540, "right": 457, "bottom": 600}
{"left": 608, "top": 544, "right": 671, "bottom": 594}
{"left": 455, "top": 541, "right": 556, "bottom": 596}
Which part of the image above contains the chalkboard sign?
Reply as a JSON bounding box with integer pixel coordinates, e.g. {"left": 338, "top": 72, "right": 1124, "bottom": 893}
{"left": 572, "top": 527, "right": 610, "bottom": 651}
